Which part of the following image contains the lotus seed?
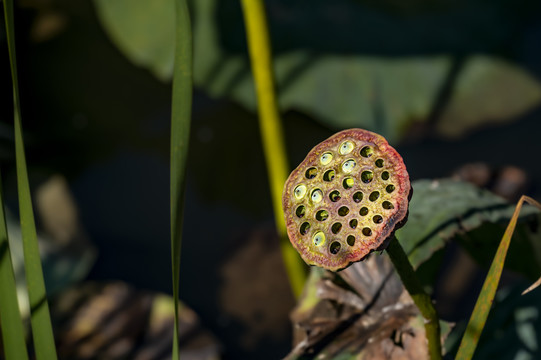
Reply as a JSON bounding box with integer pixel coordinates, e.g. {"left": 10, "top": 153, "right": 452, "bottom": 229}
{"left": 313, "top": 231, "right": 326, "bottom": 246}
{"left": 320, "top": 152, "right": 333, "bottom": 165}
{"left": 294, "top": 185, "right": 307, "bottom": 199}
{"left": 323, "top": 169, "right": 336, "bottom": 182}
{"left": 339, "top": 141, "right": 354, "bottom": 155}
{"left": 342, "top": 159, "right": 356, "bottom": 173}
{"left": 343, "top": 177, "right": 354, "bottom": 189}
{"left": 360, "top": 146, "right": 373, "bottom": 157}
{"left": 311, "top": 189, "right": 323, "bottom": 203}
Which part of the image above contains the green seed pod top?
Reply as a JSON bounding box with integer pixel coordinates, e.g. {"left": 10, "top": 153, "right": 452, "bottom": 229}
{"left": 282, "top": 129, "right": 411, "bottom": 271}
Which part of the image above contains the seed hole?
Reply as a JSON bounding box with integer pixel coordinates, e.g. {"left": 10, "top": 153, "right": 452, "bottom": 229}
{"left": 330, "top": 241, "right": 341, "bottom": 254}
{"left": 382, "top": 201, "right": 394, "bottom": 210}
{"left": 339, "top": 141, "right": 354, "bottom": 155}
{"left": 316, "top": 210, "right": 329, "bottom": 221}
{"left": 360, "top": 146, "right": 373, "bottom": 158}
{"left": 373, "top": 215, "right": 383, "bottom": 224}
{"left": 347, "top": 235, "right": 355, "bottom": 246}
{"left": 362, "top": 227, "right": 372, "bottom": 236}
{"left": 381, "top": 171, "right": 390, "bottom": 180}
{"left": 300, "top": 222, "right": 311, "bottom": 235}
{"left": 353, "top": 191, "right": 363, "bottom": 203}
{"left": 361, "top": 171, "right": 373, "bottom": 183}
{"left": 338, "top": 206, "right": 350, "bottom": 216}
{"left": 311, "top": 189, "right": 323, "bottom": 203}
{"left": 369, "top": 191, "right": 380, "bottom": 202}
{"left": 313, "top": 231, "right": 326, "bottom": 246}
{"left": 305, "top": 167, "right": 317, "bottom": 179}
{"left": 295, "top": 206, "right": 305, "bottom": 218}
{"left": 359, "top": 207, "right": 369, "bottom": 216}
{"left": 343, "top": 177, "right": 354, "bottom": 189}
{"left": 349, "top": 219, "right": 358, "bottom": 229}
{"left": 342, "top": 159, "right": 356, "bottom": 173}
{"left": 294, "top": 184, "right": 307, "bottom": 199}
{"left": 323, "top": 169, "right": 336, "bottom": 182}
{"left": 320, "top": 152, "right": 333, "bottom": 165}
{"left": 375, "top": 159, "right": 384, "bottom": 168}
{"left": 386, "top": 184, "right": 395, "bottom": 193}
{"left": 331, "top": 222, "right": 342, "bottom": 234}
{"left": 329, "top": 190, "right": 341, "bottom": 202}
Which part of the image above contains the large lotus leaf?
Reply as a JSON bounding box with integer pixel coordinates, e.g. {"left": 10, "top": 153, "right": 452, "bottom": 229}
{"left": 93, "top": 0, "right": 541, "bottom": 142}
{"left": 437, "top": 57, "right": 541, "bottom": 138}
{"left": 396, "top": 179, "right": 540, "bottom": 269}
{"left": 93, "top": 0, "right": 175, "bottom": 81}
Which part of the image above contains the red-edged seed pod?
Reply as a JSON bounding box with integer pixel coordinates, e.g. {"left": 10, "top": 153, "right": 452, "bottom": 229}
{"left": 282, "top": 128, "right": 411, "bottom": 271}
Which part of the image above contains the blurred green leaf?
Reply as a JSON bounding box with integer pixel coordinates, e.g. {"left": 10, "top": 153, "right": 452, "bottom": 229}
{"left": 474, "top": 284, "right": 541, "bottom": 360}
{"left": 94, "top": 0, "right": 541, "bottom": 142}
{"left": 0, "top": 177, "right": 28, "bottom": 360}
{"left": 94, "top": 0, "right": 175, "bottom": 81}
{"left": 6, "top": 209, "right": 96, "bottom": 319}
{"left": 4, "top": 0, "right": 57, "bottom": 357}
{"left": 456, "top": 196, "right": 541, "bottom": 359}
{"left": 437, "top": 57, "right": 541, "bottom": 138}
{"left": 396, "top": 179, "right": 539, "bottom": 269}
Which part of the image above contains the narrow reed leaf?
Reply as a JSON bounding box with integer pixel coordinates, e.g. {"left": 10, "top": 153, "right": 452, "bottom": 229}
{"left": 240, "top": 0, "right": 306, "bottom": 298}
{"left": 522, "top": 275, "right": 541, "bottom": 295}
{"left": 3, "top": 1, "right": 58, "bottom": 359}
{"left": 456, "top": 195, "right": 541, "bottom": 360}
{"left": 0, "top": 173, "right": 29, "bottom": 360}
{"left": 170, "top": 0, "right": 192, "bottom": 358}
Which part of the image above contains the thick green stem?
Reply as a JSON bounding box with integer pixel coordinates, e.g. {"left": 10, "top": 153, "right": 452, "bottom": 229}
{"left": 240, "top": 0, "right": 306, "bottom": 298}
{"left": 386, "top": 236, "right": 442, "bottom": 360}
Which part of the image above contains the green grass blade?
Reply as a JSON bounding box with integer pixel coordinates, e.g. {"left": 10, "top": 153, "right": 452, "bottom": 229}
{"left": 3, "top": 1, "right": 57, "bottom": 359}
{"left": 456, "top": 195, "right": 541, "bottom": 360}
{"left": 240, "top": 0, "right": 307, "bottom": 298}
{"left": 170, "top": 0, "right": 192, "bottom": 358}
{"left": 0, "top": 172, "right": 29, "bottom": 360}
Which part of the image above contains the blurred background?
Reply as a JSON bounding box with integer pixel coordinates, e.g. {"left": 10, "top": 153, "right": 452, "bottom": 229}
{"left": 1, "top": 0, "right": 541, "bottom": 359}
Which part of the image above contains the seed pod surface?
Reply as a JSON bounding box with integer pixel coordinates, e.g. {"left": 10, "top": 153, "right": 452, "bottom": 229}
{"left": 283, "top": 128, "right": 411, "bottom": 271}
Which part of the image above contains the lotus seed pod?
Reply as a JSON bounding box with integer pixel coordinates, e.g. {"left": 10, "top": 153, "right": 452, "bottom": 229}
{"left": 282, "top": 128, "right": 411, "bottom": 271}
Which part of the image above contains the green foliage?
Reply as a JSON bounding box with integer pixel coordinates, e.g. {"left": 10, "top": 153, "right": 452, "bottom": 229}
{"left": 0, "top": 176, "right": 28, "bottom": 360}
{"left": 3, "top": 0, "right": 57, "bottom": 358}
{"left": 456, "top": 196, "right": 541, "bottom": 359}
{"left": 396, "top": 179, "right": 539, "bottom": 269}
{"left": 169, "top": 0, "right": 193, "bottom": 358}
{"left": 93, "top": 0, "right": 541, "bottom": 142}
{"left": 94, "top": 0, "right": 175, "bottom": 81}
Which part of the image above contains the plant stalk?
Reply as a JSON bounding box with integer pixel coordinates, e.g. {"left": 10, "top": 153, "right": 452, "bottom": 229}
{"left": 170, "top": 0, "right": 192, "bottom": 358}
{"left": 455, "top": 196, "right": 541, "bottom": 360}
{"left": 0, "top": 171, "right": 29, "bottom": 360}
{"left": 240, "top": 0, "right": 306, "bottom": 298}
{"left": 386, "top": 236, "right": 442, "bottom": 360}
{"left": 3, "top": 1, "right": 58, "bottom": 358}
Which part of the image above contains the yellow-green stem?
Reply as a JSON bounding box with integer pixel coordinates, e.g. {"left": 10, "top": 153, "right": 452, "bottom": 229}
{"left": 240, "top": 0, "right": 306, "bottom": 298}
{"left": 387, "top": 237, "right": 442, "bottom": 360}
